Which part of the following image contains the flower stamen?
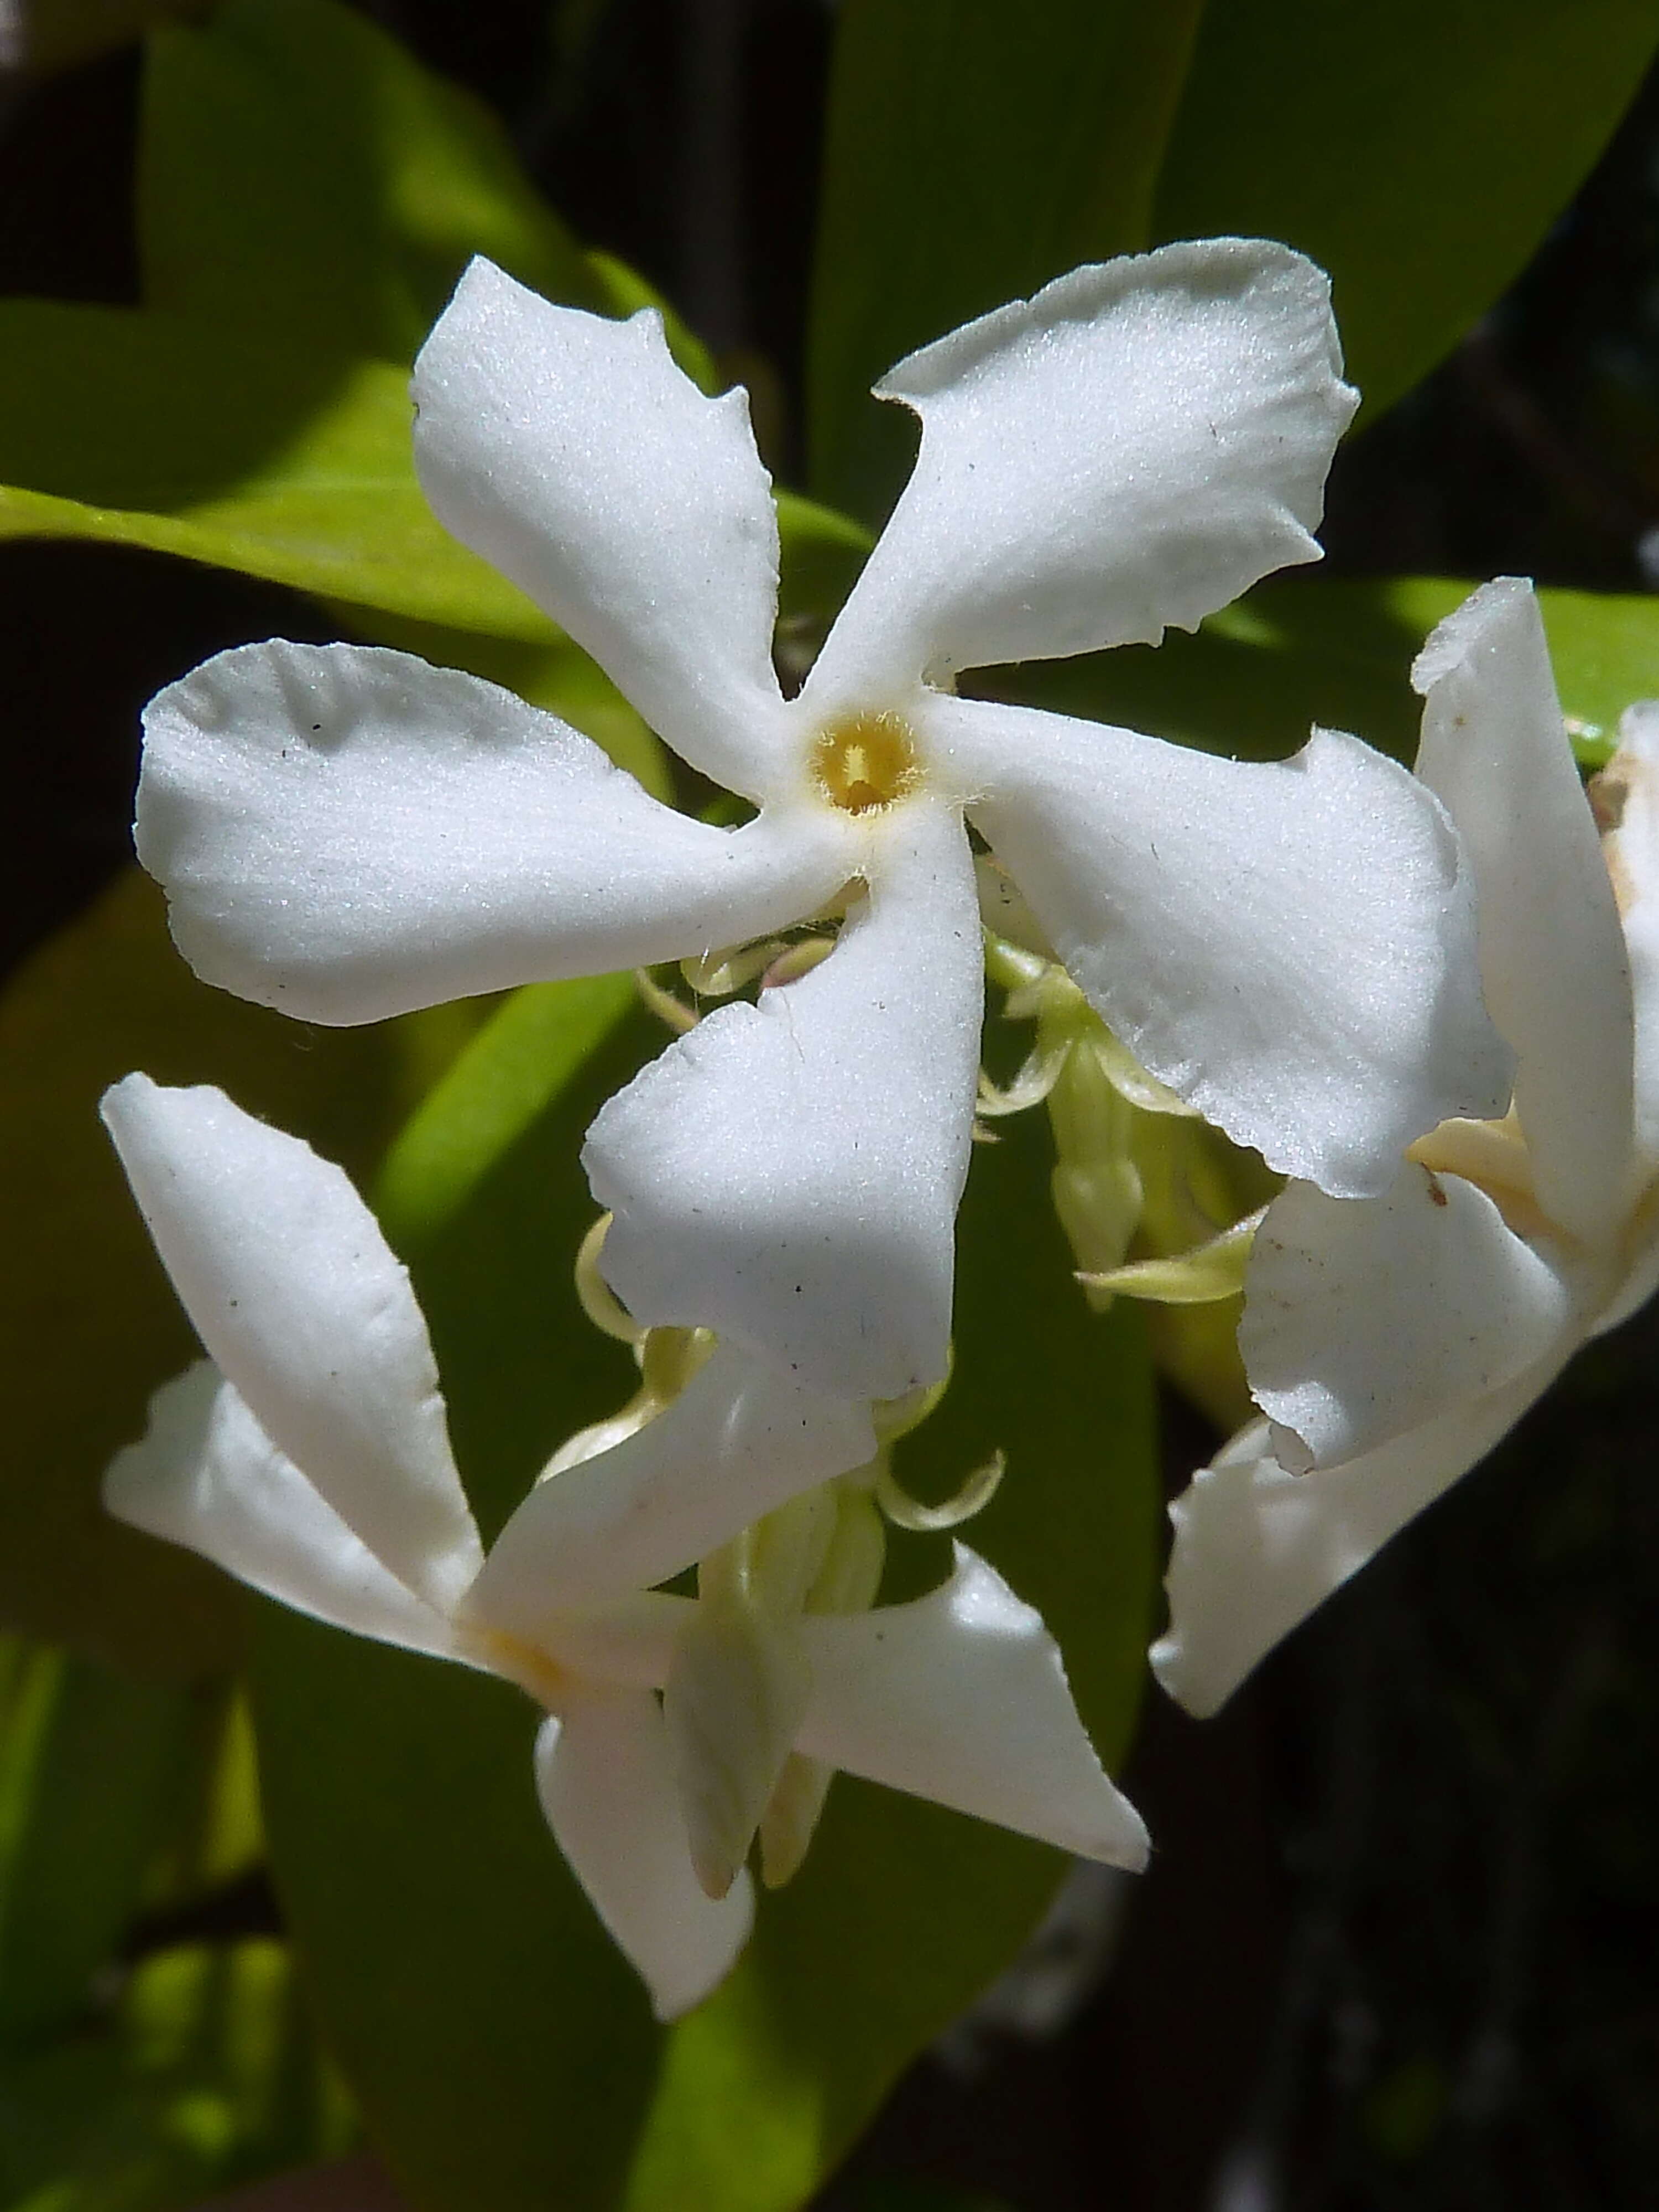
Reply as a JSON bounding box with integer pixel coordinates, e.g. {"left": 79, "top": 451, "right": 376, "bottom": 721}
{"left": 809, "top": 711, "right": 923, "bottom": 815}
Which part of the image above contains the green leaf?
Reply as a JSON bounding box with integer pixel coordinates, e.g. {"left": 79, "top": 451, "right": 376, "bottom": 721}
{"left": 254, "top": 993, "right": 1156, "bottom": 2212}
{"left": 996, "top": 575, "right": 1659, "bottom": 771}
{"left": 0, "top": 1937, "right": 354, "bottom": 2210}
{"left": 0, "top": 1641, "right": 189, "bottom": 2049}
{"left": 809, "top": 1, "right": 1659, "bottom": 519}
{"left": 1151, "top": 1, "right": 1659, "bottom": 423}
{"left": 807, "top": 0, "right": 1207, "bottom": 520}
{"left": 138, "top": 0, "right": 609, "bottom": 359}
{"left": 0, "top": 0, "right": 749, "bottom": 663}
{"left": 0, "top": 869, "right": 486, "bottom": 1676}
{"left": 0, "top": 314, "right": 558, "bottom": 644}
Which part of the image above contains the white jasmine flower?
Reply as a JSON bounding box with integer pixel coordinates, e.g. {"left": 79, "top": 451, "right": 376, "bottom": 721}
{"left": 135, "top": 239, "right": 1506, "bottom": 1415}
{"left": 102, "top": 1076, "right": 1148, "bottom": 2017}
{"left": 1156, "top": 578, "right": 1659, "bottom": 1717}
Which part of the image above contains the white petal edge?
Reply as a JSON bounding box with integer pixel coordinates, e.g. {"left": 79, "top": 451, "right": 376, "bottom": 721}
{"left": 932, "top": 695, "right": 1511, "bottom": 1197}
{"left": 533, "top": 1694, "right": 754, "bottom": 2021}
{"left": 1241, "top": 1165, "right": 1580, "bottom": 1470}
{"left": 796, "top": 1546, "right": 1149, "bottom": 1870}
{"left": 1601, "top": 701, "right": 1659, "bottom": 1176}
{"left": 1413, "top": 578, "right": 1634, "bottom": 1242}
{"left": 1154, "top": 1357, "right": 1568, "bottom": 1719}
{"left": 805, "top": 239, "right": 1355, "bottom": 709}
{"left": 413, "top": 257, "right": 788, "bottom": 797}
{"left": 138, "top": 640, "right": 858, "bottom": 1025}
{"left": 465, "top": 1342, "right": 877, "bottom": 1625}
{"left": 102, "top": 1076, "right": 483, "bottom": 1615}
{"left": 106, "top": 1366, "right": 460, "bottom": 1662}
{"left": 583, "top": 798, "right": 984, "bottom": 1398}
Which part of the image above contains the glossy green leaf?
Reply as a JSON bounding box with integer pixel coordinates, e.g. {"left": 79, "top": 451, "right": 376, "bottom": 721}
{"left": 138, "top": 0, "right": 607, "bottom": 359}
{"left": 810, "top": 1, "right": 1659, "bottom": 520}
{"left": 0, "top": 0, "right": 811, "bottom": 667}
{"left": 995, "top": 576, "right": 1659, "bottom": 771}
{"left": 1152, "top": 1, "right": 1659, "bottom": 422}
{"left": 0, "top": 869, "right": 486, "bottom": 1676}
{"left": 254, "top": 988, "right": 1156, "bottom": 2212}
{"left": 807, "top": 0, "right": 1207, "bottom": 521}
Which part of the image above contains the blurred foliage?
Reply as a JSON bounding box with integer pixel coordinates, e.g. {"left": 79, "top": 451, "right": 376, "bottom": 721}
{"left": 0, "top": 0, "right": 200, "bottom": 77}
{"left": 0, "top": 1642, "right": 349, "bottom": 2212}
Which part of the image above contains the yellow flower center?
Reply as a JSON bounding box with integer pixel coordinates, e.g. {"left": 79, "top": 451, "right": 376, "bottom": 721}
{"left": 809, "top": 711, "right": 922, "bottom": 815}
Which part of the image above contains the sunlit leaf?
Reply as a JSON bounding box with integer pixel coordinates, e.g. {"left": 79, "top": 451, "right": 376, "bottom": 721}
{"left": 254, "top": 992, "right": 1157, "bottom": 2212}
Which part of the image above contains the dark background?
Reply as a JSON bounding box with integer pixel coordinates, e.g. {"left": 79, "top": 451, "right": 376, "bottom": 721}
{"left": 4, "top": 5, "right": 1657, "bottom": 2206}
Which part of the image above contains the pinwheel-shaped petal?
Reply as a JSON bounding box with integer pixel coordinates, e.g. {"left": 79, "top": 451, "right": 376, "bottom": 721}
{"left": 137, "top": 241, "right": 1507, "bottom": 1411}
{"left": 1158, "top": 579, "right": 1659, "bottom": 1717}
{"left": 104, "top": 1078, "right": 1145, "bottom": 2009}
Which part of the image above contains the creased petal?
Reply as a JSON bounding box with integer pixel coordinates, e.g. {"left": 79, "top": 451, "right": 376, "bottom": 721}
{"left": 584, "top": 799, "right": 983, "bottom": 1397}
{"left": 933, "top": 696, "right": 1511, "bottom": 1196}
{"left": 413, "top": 257, "right": 787, "bottom": 795}
{"left": 139, "top": 641, "right": 856, "bottom": 1025}
{"left": 102, "top": 1077, "right": 482, "bottom": 1615}
{"left": 1413, "top": 578, "right": 1634, "bottom": 1241}
{"left": 106, "top": 1366, "right": 457, "bottom": 1662}
{"left": 1242, "top": 1166, "right": 1579, "bottom": 1469}
{"left": 466, "top": 1344, "right": 875, "bottom": 1623}
{"left": 1599, "top": 701, "right": 1659, "bottom": 1175}
{"left": 1154, "top": 1359, "right": 1566, "bottom": 1718}
{"left": 533, "top": 1695, "right": 753, "bottom": 2021}
{"left": 805, "top": 239, "right": 1355, "bottom": 707}
{"left": 796, "top": 1546, "right": 1148, "bottom": 1870}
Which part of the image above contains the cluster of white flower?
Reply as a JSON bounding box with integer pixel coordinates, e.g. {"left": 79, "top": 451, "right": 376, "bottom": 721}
{"left": 100, "top": 235, "right": 1654, "bottom": 2019}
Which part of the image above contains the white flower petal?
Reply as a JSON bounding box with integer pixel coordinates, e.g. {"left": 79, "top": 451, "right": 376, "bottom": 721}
{"left": 101, "top": 1077, "right": 482, "bottom": 1615}
{"left": 1600, "top": 701, "right": 1659, "bottom": 1175}
{"left": 1413, "top": 578, "right": 1635, "bottom": 1242}
{"left": 1154, "top": 1360, "right": 1565, "bottom": 1718}
{"left": 796, "top": 1546, "right": 1148, "bottom": 1870}
{"left": 1241, "top": 1166, "right": 1579, "bottom": 1469}
{"left": 533, "top": 1694, "right": 754, "bottom": 2021}
{"left": 583, "top": 800, "right": 983, "bottom": 1398}
{"left": 466, "top": 1344, "right": 876, "bottom": 1623}
{"left": 805, "top": 239, "right": 1355, "bottom": 707}
{"left": 106, "top": 1366, "right": 458, "bottom": 1662}
{"left": 413, "top": 257, "right": 787, "bottom": 796}
{"left": 933, "top": 696, "right": 1511, "bottom": 1196}
{"left": 139, "top": 641, "right": 856, "bottom": 1025}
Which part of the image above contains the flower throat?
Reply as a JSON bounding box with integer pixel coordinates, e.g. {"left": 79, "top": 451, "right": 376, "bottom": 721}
{"left": 810, "top": 711, "right": 922, "bottom": 815}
